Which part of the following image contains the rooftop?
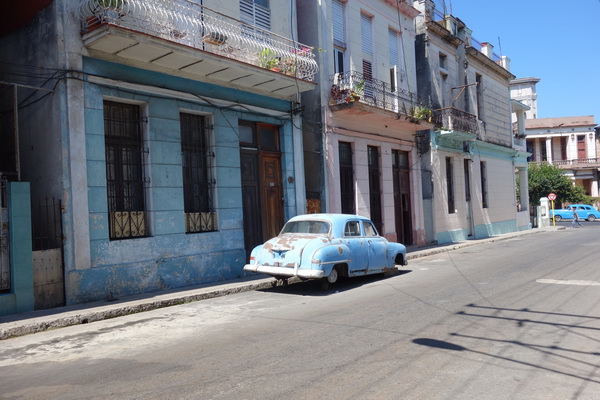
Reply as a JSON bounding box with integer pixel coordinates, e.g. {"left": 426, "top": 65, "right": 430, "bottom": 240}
{"left": 525, "top": 116, "right": 597, "bottom": 129}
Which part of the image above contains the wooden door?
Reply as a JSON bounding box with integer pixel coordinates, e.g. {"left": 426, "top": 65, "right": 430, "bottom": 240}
{"left": 260, "top": 153, "right": 283, "bottom": 241}
{"left": 392, "top": 150, "right": 413, "bottom": 245}
{"left": 240, "top": 122, "right": 284, "bottom": 260}
{"left": 240, "top": 150, "right": 262, "bottom": 259}
{"left": 577, "top": 135, "right": 587, "bottom": 160}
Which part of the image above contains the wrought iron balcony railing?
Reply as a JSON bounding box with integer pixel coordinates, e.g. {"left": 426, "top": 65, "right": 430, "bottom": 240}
{"left": 76, "top": 0, "right": 318, "bottom": 82}
{"left": 433, "top": 107, "right": 479, "bottom": 136}
{"left": 330, "top": 71, "right": 432, "bottom": 119}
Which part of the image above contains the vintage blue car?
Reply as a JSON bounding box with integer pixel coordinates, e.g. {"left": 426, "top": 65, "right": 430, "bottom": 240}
{"left": 243, "top": 214, "right": 407, "bottom": 287}
{"left": 550, "top": 204, "right": 600, "bottom": 222}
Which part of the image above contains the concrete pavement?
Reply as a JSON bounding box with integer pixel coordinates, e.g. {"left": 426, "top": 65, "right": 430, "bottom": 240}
{"left": 0, "top": 226, "right": 562, "bottom": 340}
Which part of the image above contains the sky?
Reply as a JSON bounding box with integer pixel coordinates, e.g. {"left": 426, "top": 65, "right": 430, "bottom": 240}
{"left": 439, "top": 0, "right": 600, "bottom": 123}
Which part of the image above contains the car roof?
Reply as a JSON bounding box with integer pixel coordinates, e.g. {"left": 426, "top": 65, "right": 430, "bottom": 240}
{"left": 287, "top": 213, "right": 371, "bottom": 223}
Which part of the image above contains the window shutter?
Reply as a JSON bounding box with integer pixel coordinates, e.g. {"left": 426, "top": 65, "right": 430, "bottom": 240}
{"left": 332, "top": 0, "right": 345, "bottom": 44}
{"left": 361, "top": 14, "right": 372, "bottom": 56}
{"left": 240, "top": 0, "right": 271, "bottom": 31}
{"left": 388, "top": 28, "right": 399, "bottom": 66}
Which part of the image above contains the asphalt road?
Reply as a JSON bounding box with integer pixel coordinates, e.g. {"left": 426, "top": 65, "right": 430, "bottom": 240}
{"left": 1, "top": 225, "right": 599, "bottom": 399}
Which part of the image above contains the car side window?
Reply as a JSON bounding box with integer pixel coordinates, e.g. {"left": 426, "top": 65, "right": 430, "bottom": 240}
{"left": 344, "top": 221, "right": 361, "bottom": 237}
{"left": 363, "top": 221, "right": 378, "bottom": 237}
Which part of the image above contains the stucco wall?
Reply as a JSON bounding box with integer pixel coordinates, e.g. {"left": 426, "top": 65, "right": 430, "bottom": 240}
{"left": 65, "top": 58, "right": 298, "bottom": 303}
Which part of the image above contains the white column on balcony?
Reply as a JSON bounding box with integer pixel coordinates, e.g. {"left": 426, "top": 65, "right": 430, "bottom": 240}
{"left": 591, "top": 173, "right": 599, "bottom": 197}
{"left": 545, "top": 137, "right": 553, "bottom": 163}
{"left": 516, "top": 109, "right": 526, "bottom": 137}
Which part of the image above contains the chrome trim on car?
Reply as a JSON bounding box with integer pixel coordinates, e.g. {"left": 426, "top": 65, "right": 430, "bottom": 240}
{"left": 243, "top": 264, "right": 325, "bottom": 279}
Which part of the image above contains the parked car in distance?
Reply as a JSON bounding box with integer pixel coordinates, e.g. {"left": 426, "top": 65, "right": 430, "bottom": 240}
{"left": 550, "top": 204, "right": 600, "bottom": 222}
{"left": 243, "top": 214, "right": 407, "bottom": 288}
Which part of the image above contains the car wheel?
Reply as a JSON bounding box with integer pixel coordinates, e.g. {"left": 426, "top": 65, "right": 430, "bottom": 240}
{"left": 588, "top": 215, "right": 596, "bottom": 222}
{"left": 553, "top": 215, "right": 562, "bottom": 222}
{"left": 327, "top": 267, "right": 339, "bottom": 284}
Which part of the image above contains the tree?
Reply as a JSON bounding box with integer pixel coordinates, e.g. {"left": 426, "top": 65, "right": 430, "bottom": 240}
{"left": 527, "top": 163, "right": 593, "bottom": 207}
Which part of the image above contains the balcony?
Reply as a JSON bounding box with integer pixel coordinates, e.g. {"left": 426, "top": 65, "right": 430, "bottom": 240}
{"left": 433, "top": 107, "right": 480, "bottom": 140}
{"left": 543, "top": 158, "right": 600, "bottom": 170}
{"left": 329, "top": 71, "right": 435, "bottom": 131}
{"left": 76, "top": 0, "right": 318, "bottom": 99}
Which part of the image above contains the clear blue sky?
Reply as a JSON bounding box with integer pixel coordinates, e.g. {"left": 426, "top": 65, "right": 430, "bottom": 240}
{"left": 442, "top": 0, "right": 600, "bottom": 123}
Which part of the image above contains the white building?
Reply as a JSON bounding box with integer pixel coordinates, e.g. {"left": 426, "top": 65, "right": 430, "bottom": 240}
{"left": 413, "top": 0, "right": 530, "bottom": 244}
{"left": 510, "top": 77, "right": 540, "bottom": 120}
{"left": 298, "top": 0, "right": 429, "bottom": 246}
{"left": 526, "top": 116, "right": 599, "bottom": 197}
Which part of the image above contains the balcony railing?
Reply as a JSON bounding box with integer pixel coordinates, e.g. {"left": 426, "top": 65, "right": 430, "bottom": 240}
{"left": 434, "top": 107, "right": 479, "bottom": 136}
{"left": 330, "top": 71, "right": 432, "bottom": 117}
{"left": 551, "top": 158, "right": 600, "bottom": 167}
{"left": 76, "top": 0, "right": 318, "bottom": 82}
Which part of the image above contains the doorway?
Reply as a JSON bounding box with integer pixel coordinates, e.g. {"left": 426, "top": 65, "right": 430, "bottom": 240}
{"left": 239, "top": 122, "right": 284, "bottom": 260}
{"left": 392, "top": 150, "right": 413, "bottom": 245}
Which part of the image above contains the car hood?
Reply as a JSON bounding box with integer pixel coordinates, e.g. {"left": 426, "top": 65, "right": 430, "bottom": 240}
{"left": 254, "top": 234, "right": 332, "bottom": 267}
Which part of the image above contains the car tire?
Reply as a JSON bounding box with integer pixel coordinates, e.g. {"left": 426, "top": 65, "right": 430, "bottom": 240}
{"left": 553, "top": 215, "right": 562, "bottom": 222}
{"left": 327, "top": 267, "right": 339, "bottom": 284}
{"left": 588, "top": 215, "right": 596, "bottom": 222}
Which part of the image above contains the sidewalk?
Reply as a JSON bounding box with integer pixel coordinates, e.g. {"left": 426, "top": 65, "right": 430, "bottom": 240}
{"left": 0, "top": 226, "right": 562, "bottom": 340}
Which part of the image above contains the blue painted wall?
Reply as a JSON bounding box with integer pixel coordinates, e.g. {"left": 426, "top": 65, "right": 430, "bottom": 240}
{"left": 66, "top": 59, "right": 298, "bottom": 303}
{"left": 0, "top": 182, "right": 34, "bottom": 316}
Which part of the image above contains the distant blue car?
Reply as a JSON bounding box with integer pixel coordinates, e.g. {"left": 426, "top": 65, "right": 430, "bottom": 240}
{"left": 550, "top": 204, "right": 600, "bottom": 222}
{"left": 244, "top": 214, "right": 407, "bottom": 287}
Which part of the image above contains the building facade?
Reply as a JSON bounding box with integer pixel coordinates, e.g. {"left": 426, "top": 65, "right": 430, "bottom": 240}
{"left": 526, "top": 116, "right": 599, "bottom": 198}
{"left": 298, "top": 0, "right": 430, "bottom": 246}
{"left": 0, "top": 0, "right": 318, "bottom": 308}
{"left": 413, "top": 0, "right": 530, "bottom": 244}
{"left": 510, "top": 77, "right": 540, "bottom": 120}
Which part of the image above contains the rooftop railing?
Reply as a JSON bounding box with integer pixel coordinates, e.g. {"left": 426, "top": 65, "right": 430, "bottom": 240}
{"left": 76, "top": 0, "right": 318, "bottom": 82}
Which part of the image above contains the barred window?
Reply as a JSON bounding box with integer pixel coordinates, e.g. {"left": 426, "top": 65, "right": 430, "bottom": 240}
{"left": 181, "top": 113, "right": 215, "bottom": 233}
{"left": 104, "top": 101, "right": 147, "bottom": 239}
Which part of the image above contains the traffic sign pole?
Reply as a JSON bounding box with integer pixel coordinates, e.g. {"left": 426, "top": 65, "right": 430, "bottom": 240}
{"left": 548, "top": 193, "right": 557, "bottom": 226}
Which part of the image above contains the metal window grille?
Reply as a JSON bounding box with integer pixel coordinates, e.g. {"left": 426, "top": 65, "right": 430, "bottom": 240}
{"left": 180, "top": 113, "right": 216, "bottom": 233}
{"left": 104, "top": 101, "right": 147, "bottom": 239}
{"left": 368, "top": 146, "right": 382, "bottom": 234}
{"left": 339, "top": 142, "right": 355, "bottom": 215}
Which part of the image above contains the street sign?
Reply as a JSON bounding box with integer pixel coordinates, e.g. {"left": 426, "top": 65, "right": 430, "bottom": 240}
{"left": 548, "top": 193, "right": 556, "bottom": 201}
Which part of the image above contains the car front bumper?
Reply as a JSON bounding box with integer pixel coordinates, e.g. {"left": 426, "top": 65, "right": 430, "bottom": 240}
{"left": 243, "top": 263, "right": 325, "bottom": 279}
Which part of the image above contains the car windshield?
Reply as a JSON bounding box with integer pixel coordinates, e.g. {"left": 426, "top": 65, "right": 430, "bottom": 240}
{"left": 280, "top": 220, "right": 331, "bottom": 235}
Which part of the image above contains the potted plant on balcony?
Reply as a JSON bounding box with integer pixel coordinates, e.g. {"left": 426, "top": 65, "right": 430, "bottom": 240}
{"left": 406, "top": 106, "right": 433, "bottom": 124}
{"left": 345, "top": 79, "right": 365, "bottom": 102}
{"left": 282, "top": 58, "right": 297, "bottom": 76}
{"left": 259, "top": 48, "right": 281, "bottom": 72}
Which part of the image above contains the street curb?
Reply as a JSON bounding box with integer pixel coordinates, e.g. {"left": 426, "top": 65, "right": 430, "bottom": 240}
{"left": 0, "top": 226, "right": 563, "bottom": 340}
